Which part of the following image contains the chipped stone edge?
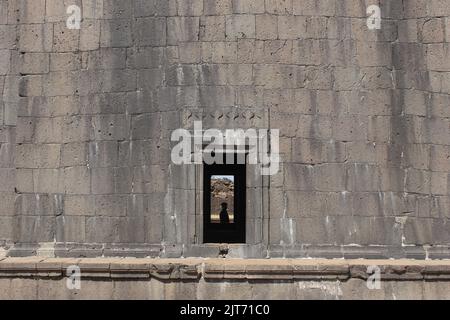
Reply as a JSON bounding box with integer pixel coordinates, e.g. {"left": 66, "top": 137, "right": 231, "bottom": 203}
{"left": 1, "top": 258, "right": 450, "bottom": 281}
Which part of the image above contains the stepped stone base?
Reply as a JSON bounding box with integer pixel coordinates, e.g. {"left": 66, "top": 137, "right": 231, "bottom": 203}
{"left": 1, "top": 258, "right": 450, "bottom": 299}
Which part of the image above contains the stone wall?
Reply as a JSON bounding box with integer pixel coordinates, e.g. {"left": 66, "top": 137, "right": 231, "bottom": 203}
{"left": 0, "top": 0, "right": 449, "bottom": 259}
{"left": 0, "top": 0, "right": 18, "bottom": 255}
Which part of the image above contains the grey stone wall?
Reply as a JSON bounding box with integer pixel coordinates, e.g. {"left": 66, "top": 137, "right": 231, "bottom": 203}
{"left": 0, "top": 0, "right": 449, "bottom": 259}
{"left": 0, "top": 0, "right": 18, "bottom": 255}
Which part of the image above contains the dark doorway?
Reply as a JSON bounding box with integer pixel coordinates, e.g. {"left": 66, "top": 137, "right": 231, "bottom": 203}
{"left": 203, "top": 153, "right": 246, "bottom": 243}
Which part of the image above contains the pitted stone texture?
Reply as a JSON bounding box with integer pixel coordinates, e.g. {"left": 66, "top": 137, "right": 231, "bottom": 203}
{"left": 0, "top": 0, "right": 449, "bottom": 261}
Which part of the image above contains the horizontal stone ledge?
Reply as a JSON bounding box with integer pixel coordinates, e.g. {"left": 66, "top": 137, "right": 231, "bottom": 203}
{"left": 1, "top": 258, "right": 450, "bottom": 281}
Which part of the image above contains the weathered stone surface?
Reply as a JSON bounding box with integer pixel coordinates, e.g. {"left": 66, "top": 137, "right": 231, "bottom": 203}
{"left": 0, "top": 0, "right": 449, "bottom": 268}
{"left": 2, "top": 258, "right": 450, "bottom": 299}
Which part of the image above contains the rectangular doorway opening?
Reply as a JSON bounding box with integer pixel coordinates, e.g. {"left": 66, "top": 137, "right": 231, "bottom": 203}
{"left": 203, "top": 153, "right": 246, "bottom": 243}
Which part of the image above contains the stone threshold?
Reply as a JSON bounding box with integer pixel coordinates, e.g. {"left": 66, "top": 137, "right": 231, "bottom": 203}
{"left": 1, "top": 257, "right": 450, "bottom": 281}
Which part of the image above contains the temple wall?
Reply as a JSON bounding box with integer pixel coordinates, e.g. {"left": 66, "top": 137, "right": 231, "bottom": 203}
{"left": 0, "top": 0, "right": 449, "bottom": 259}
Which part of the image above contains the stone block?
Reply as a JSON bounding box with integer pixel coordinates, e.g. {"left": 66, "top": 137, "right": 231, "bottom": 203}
{"left": 16, "top": 143, "right": 61, "bottom": 169}
{"left": 64, "top": 166, "right": 91, "bottom": 194}
{"left": 361, "top": 67, "right": 393, "bottom": 90}
{"left": 404, "top": 218, "right": 433, "bottom": 245}
{"left": 0, "top": 25, "right": 16, "bottom": 50}
{"left": 177, "top": 0, "right": 204, "bottom": 15}
{"left": 367, "top": 116, "right": 391, "bottom": 143}
{"left": 133, "top": 165, "right": 167, "bottom": 193}
{"left": 200, "top": 16, "right": 226, "bottom": 41}
{"left": 202, "top": 42, "right": 237, "bottom": 63}
{"left": 72, "top": 280, "right": 114, "bottom": 299}
{"left": 82, "top": 0, "right": 104, "bottom": 19}
{"left": 426, "top": 118, "right": 450, "bottom": 145}
{"left": 284, "top": 163, "right": 314, "bottom": 191}
{"left": 62, "top": 116, "right": 93, "bottom": 143}
{"left": 80, "top": 19, "right": 101, "bottom": 51}
{"left": 0, "top": 192, "right": 14, "bottom": 215}
{"left": 100, "top": 19, "right": 132, "bottom": 47}
{"left": 403, "top": 144, "right": 429, "bottom": 170}
{"left": 134, "top": 0, "right": 177, "bottom": 17}
{"left": 313, "top": 164, "right": 346, "bottom": 192}
{"left": 292, "top": 39, "right": 322, "bottom": 65}
{"left": 422, "top": 18, "right": 445, "bottom": 43}
{"left": 16, "top": 168, "right": 33, "bottom": 193}
{"left": 14, "top": 216, "right": 55, "bottom": 243}
{"left": 0, "top": 49, "right": 10, "bottom": 75}
{"left": 129, "top": 15, "right": 165, "bottom": 44}
{"left": 431, "top": 145, "right": 450, "bottom": 172}
{"left": 19, "top": 0, "right": 46, "bottom": 23}
{"left": 430, "top": 93, "right": 450, "bottom": 118}
{"left": 87, "top": 141, "right": 118, "bottom": 167}
{"left": 146, "top": 214, "right": 164, "bottom": 243}
{"left": 226, "top": 14, "right": 255, "bottom": 40}
{"left": 380, "top": 0, "right": 405, "bottom": 19}
{"left": 103, "top": 0, "right": 132, "bottom": 19}
{"left": 332, "top": 115, "right": 367, "bottom": 142}
{"left": 130, "top": 139, "right": 170, "bottom": 166}
{"left": 91, "top": 114, "right": 128, "bottom": 141}
{"left": 56, "top": 215, "right": 86, "bottom": 242}
{"left": 431, "top": 172, "right": 449, "bottom": 196}
{"left": 88, "top": 48, "right": 126, "bottom": 70}
{"left": 255, "top": 14, "right": 278, "bottom": 40}
{"left": 45, "top": 0, "right": 79, "bottom": 22}
{"left": 293, "top": 0, "right": 336, "bottom": 16}
{"left": 347, "top": 141, "right": 384, "bottom": 164}
{"left": 232, "top": 0, "right": 263, "bottom": 13}
{"left": 167, "top": 17, "right": 199, "bottom": 45}
{"left": 278, "top": 16, "right": 307, "bottom": 39}
{"left": 131, "top": 113, "right": 161, "bottom": 140}
{"left": 405, "top": 168, "right": 431, "bottom": 195}
{"left": 254, "top": 64, "right": 303, "bottom": 89}
{"left": 237, "top": 39, "right": 256, "bottom": 63}
{"left": 266, "top": 0, "right": 293, "bottom": 14}
{"left": 0, "top": 0, "right": 7, "bottom": 24}
{"left": 33, "top": 117, "right": 64, "bottom": 143}
{"left": 33, "top": 169, "right": 64, "bottom": 194}
{"left": 398, "top": 20, "right": 419, "bottom": 43}
{"left": 6, "top": 278, "right": 37, "bottom": 299}
{"left": 178, "top": 42, "right": 202, "bottom": 63}
{"left": 85, "top": 216, "right": 120, "bottom": 243}
{"left": 392, "top": 44, "right": 426, "bottom": 77}
{"left": 53, "top": 22, "right": 79, "bottom": 52}
{"left": 49, "top": 53, "right": 81, "bottom": 72}
{"left": 427, "top": 44, "right": 450, "bottom": 72}
{"left": 428, "top": 0, "right": 450, "bottom": 16}
{"left": 257, "top": 40, "right": 293, "bottom": 64}
{"left": 347, "top": 164, "right": 381, "bottom": 192}
{"left": 0, "top": 142, "right": 14, "bottom": 168}
{"left": 356, "top": 42, "right": 392, "bottom": 67}
{"left": 292, "top": 138, "right": 346, "bottom": 164}
{"left": 90, "top": 167, "right": 115, "bottom": 194}
{"left": 336, "top": 0, "right": 367, "bottom": 17}
{"left": 304, "top": 66, "right": 333, "bottom": 89}
{"left": 94, "top": 195, "right": 127, "bottom": 217}
{"left": 117, "top": 217, "right": 146, "bottom": 243}
{"left": 64, "top": 195, "right": 95, "bottom": 216}
{"left": 19, "top": 75, "right": 43, "bottom": 97}
{"left": 127, "top": 47, "right": 166, "bottom": 69}
{"left": 61, "top": 142, "right": 87, "bottom": 167}
{"left": 204, "top": 0, "right": 232, "bottom": 15}
{"left": 43, "top": 72, "right": 79, "bottom": 97}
